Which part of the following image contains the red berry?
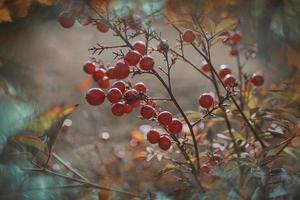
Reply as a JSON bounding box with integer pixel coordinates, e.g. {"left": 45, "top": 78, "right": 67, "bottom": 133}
{"left": 85, "top": 88, "right": 105, "bottom": 106}
{"left": 168, "top": 119, "right": 183, "bottom": 135}
{"left": 97, "top": 22, "right": 109, "bottom": 33}
{"left": 182, "top": 29, "right": 196, "bottom": 43}
{"left": 157, "top": 40, "right": 169, "bottom": 53}
{"left": 209, "top": 155, "right": 222, "bottom": 165}
{"left": 133, "top": 82, "right": 147, "bottom": 93}
{"left": 124, "top": 89, "right": 138, "bottom": 101}
{"left": 93, "top": 68, "right": 106, "bottom": 81}
{"left": 223, "top": 74, "right": 236, "bottom": 87}
{"left": 98, "top": 76, "right": 110, "bottom": 89}
{"left": 140, "top": 105, "right": 155, "bottom": 119}
{"left": 58, "top": 12, "right": 75, "bottom": 28}
{"left": 201, "top": 62, "right": 211, "bottom": 72}
{"left": 83, "top": 62, "right": 96, "bottom": 74}
{"left": 219, "top": 65, "right": 231, "bottom": 78}
{"left": 124, "top": 104, "right": 133, "bottom": 113}
{"left": 107, "top": 88, "right": 122, "bottom": 103}
{"left": 159, "top": 136, "right": 171, "bottom": 150}
{"left": 106, "top": 66, "right": 115, "bottom": 79}
{"left": 124, "top": 50, "right": 141, "bottom": 66}
{"left": 111, "top": 80, "right": 126, "bottom": 93}
{"left": 114, "top": 61, "right": 130, "bottom": 79}
{"left": 198, "top": 93, "right": 214, "bottom": 109}
{"left": 139, "top": 55, "right": 154, "bottom": 71}
{"left": 230, "top": 49, "right": 238, "bottom": 56}
{"left": 231, "top": 33, "right": 241, "bottom": 42}
{"left": 133, "top": 41, "right": 146, "bottom": 55}
{"left": 131, "top": 100, "right": 141, "bottom": 108}
{"left": 147, "top": 130, "right": 160, "bottom": 144}
{"left": 146, "top": 99, "right": 156, "bottom": 107}
{"left": 111, "top": 102, "right": 125, "bottom": 116}
{"left": 157, "top": 111, "right": 173, "bottom": 126}
{"left": 251, "top": 73, "right": 264, "bottom": 86}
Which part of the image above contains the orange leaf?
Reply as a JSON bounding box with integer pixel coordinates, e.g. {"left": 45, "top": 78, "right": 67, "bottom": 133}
{"left": 130, "top": 130, "right": 145, "bottom": 144}
{"left": 37, "top": 0, "right": 55, "bottom": 6}
{"left": 9, "top": 0, "right": 32, "bottom": 18}
{"left": 0, "top": 5, "right": 11, "bottom": 22}
{"left": 77, "top": 76, "right": 93, "bottom": 92}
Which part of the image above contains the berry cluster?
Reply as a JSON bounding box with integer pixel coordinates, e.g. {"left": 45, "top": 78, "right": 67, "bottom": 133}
{"left": 200, "top": 62, "right": 264, "bottom": 88}
{"left": 201, "top": 62, "right": 237, "bottom": 88}
{"left": 83, "top": 39, "right": 190, "bottom": 151}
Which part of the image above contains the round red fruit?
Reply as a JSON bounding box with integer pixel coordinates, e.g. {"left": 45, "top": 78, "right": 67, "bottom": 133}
{"left": 111, "top": 80, "right": 126, "bottom": 93}
{"left": 131, "top": 100, "right": 140, "bottom": 108}
{"left": 106, "top": 66, "right": 115, "bottom": 79}
{"left": 198, "top": 93, "right": 214, "bottom": 109}
{"left": 251, "top": 73, "right": 264, "bottom": 86}
{"left": 223, "top": 74, "right": 236, "bottom": 87}
{"left": 92, "top": 68, "right": 106, "bottom": 81}
{"left": 85, "top": 88, "right": 105, "bottom": 106}
{"left": 139, "top": 55, "right": 154, "bottom": 71}
{"left": 133, "top": 82, "right": 147, "bottom": 93}
{"left": 98, "top": 77, "right": 110, "bottom": 89}
{"left": 58, "top": 12, "right": 75, "bottom": 28}
{"left": 157, "top": 111, "right": 173, "bottom": 126}
{"left": 182, "top": 29, "right": 196, "bottom": 43}
{"left": 124, "top": 50, "right": 141, "bottom": 66}
{"left": 219, "top": 65, "right": 231, "bottom": 78}
{"left": 111, "top": 102, "right": 125, "bottom": 116}
{"left": 231, "top": 33, "right": 241, "bottom": 42}
{"left": 124, "top": 89, "right": 138, "bottom": 101}
{"left": 159, "top": 136, "right": 171, "bottom": 151}
{"left": 97, "top": 22, "right": 109, "bottom": 33}
{"left": 124, "top": 104, "right": 133, "bottom": 113}
{"left": 168, "top": 119, "right": 183, "bottom": 135}
{"left": 133, "top": 41, "right": 146, "bottom": 55}
{"left": 147, "top": 130, "right": 160, "bottom": 144}
{"left": 201, "top": 62, "right": 211, "bottom": 72}
{"left": 114, "top": 61, "right": 130, "bottom": 79}
{"left": 230, "top": 49, "right": 238, "bottom": 56}
{"left": 157, "top": 40, "right": 169, "bottom": 53}
{"left": 83, "top": 62, "right": 96, "bottom": 74}
{"left": 140, "top": 105, "right": 155, "bottom": 119}
{"left": 146, "top": 99, "right": 156, "bottom": 107}
{"left": 107, "top": 88, "right": 122, "bottom": 103}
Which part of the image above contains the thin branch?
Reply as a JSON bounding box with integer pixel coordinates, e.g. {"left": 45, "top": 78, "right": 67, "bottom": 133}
{"left": 22, "top": 167, "right": 141, "bottom": 198}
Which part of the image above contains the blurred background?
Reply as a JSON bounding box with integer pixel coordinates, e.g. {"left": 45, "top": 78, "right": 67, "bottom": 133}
{"left": 0, "top": 0, "right": 300, "bottom": 199}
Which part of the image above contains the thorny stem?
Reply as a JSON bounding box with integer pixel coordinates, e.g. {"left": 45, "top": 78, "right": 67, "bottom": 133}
{"left": 89, "top": 3, "right": 204, "bottom": 193}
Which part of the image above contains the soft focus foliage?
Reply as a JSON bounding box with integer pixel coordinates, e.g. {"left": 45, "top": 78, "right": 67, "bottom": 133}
{"left": 0, "top": 0, "right": 54, "bottom": 22}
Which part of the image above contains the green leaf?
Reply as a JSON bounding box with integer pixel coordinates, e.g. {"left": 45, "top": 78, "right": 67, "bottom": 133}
{"left": 207, "top": 19, "right": 216, "bottom": 34}
{"left": 215, "top": 18, "right": 239, "bottom": 35}
{"left": 269, "top": 187, "right": 289, "bottom": 198}
{"left": 13, "top": 135, "right": 48, "bottom": 154}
